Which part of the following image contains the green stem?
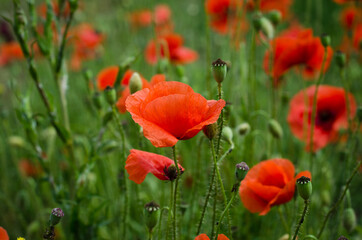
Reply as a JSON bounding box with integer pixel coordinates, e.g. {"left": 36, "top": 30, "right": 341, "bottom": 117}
{"left": 166, "top": 182, "right": 174, "bottom": 240}
{"left": 216, "top": 83, "right": 224, "bottom": 157}
{"left": 292, "top": 200, "right": 309, "bottom": 240}
{"left": 211, "top": 178, "right": 218, "bottom": 240}
{"left": 317, "top": 160, "right": 362, "bottom": 239}
{"left": 277, "top": 206, "right": 289, "bottom": 233}
{"left": 309, "top": 47, "right": 327, "bottom": 155}
{"left": 172, "top": 145, "right": 180, "bottom": 240}
{"left": 158, "top": 207, "right": 169, "bottom": 240}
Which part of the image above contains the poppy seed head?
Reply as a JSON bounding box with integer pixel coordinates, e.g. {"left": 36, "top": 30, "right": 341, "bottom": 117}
{"left": 51, "top": 208, "right": 64, "bottom": 218}
{"left": 297, "top": 176, "right": 311, "bottom": 185}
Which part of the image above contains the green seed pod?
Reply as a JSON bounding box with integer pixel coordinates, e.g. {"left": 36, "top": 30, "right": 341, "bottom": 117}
{"left": 236, "top": 122, "right": 251, "bottom": 136}
{"left": 104, "top": 87, "right": 117, "bottom": 105}
{"left": 212, "top": 58, "right": 227, "bottom": 84}
{"left": 144, "top": 201, "right": 160, "bottom": 232}
{"left": 296, "top": 176, "right": 312, "bottom": 200}
{"left": 343, "top": 208, "right": 357, "bottom": 233}
{"left": 335, "top": 51, "right": 346, "bottom": 68}
{"left": 49, "top": 208, "right": 64, "bottom": 226}
{"left": 92, "top": 92, "right": 102, "bottom": 109}
{"left": 321, "top": 34, "right": 331, "bottom": 48}
{"left": 129, "top": 72, "right": 143, "bottom": 94}
{"left": 266, "top": 10, "right": 282, "bottom": 26}
{"left": 268, "top": 119, "right": 283, "bottom": 139}
{"left": 235, "top": 162, "right": 249, "bottom": 182}
{"left": 222, "top": 126, "right": 233, "bottom": 145}
{"left": 203, "top": 123, "right": 218, "bottom": 140}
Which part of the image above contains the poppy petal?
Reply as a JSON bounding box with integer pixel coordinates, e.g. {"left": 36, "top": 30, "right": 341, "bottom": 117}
{"left": 0, "top": 227, "right": 9, "bottom": 240}
{"left": 194, "top": 234, "right": 210, "bottom": 240}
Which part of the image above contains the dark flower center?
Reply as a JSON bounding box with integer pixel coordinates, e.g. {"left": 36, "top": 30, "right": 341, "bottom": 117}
{"left": 315, "top": 110, "right": 336, "bottom": 131}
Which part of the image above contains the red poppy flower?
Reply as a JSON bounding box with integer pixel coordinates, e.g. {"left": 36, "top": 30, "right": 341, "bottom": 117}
{"left": 70, "top": 24, "right": 104, "bottom": 70}
{"left": 126, "top": 81, "right": 225, "bottom": 147}
{"left": 125, "top": 149, "right": 184, "bottom": 184}
{"left": 195, "top": 233, "right": 229, "bottom": 240}
{"left": 116, "top": 74, "right": 165, "bottom": 113}
{"left": 0, "top": 41, "right": 24, "bottom": 66}
{"left": 246, "top": 0, "right": 292, "bottom": 17}
{"left": 0, "top": 227, "right": 9, "bottom": 240}
{"left": 128, "top": 10, "right": 153, "bottom": 28}
{"left": 341, "top": 7, "right": 361, "bottom": 30}
{"left": 353, "top": 23, "right": 362, "bottom": 50}
{"left": 239, "top": 159, "right": 311, "bottom": 215}
{"left": 263, "top": 28, "right": 333, "bottom": 85}
{"left": 287, "top": 85, "right": 357, "bottom": 152}
{"left": 145, "top": 33, "right": 198, "bottom": 65}
{"left": 18, "top": 159, "right": 43, "bottom": 178}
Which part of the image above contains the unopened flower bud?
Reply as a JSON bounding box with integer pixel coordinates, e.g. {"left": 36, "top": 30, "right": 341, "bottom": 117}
{"left": 266, "top": 10, "right": 282, "bottom": 26}
{"left": 268, "top": 119, "right": 283, "bottom": 139}
{"left": 203, "top": 123, "right": 218, "bottom": 140}
{"left": 104, "top": 87, "right": 117, "bottom": 105}
{"left": 343, "top": 208, "right": 356, "bottom": 233}
{"left": 92, "top": 92, "right": 102, "bottom": 109}
{"left": 235, "top": 162, "right": 249, "bottom": 182}
{"left": 296, "top": 176, "right": 312, "bottom": 200}
{"left": 335, "top": 51, "right": 346, "bottom": 68}
{"left": 212, "top": 58, "right": 227, "bottom": 84}
{"left": 222, "top": 126, "right": 233, "bottom": 145}
{"left": 157, "top": 58, "right": 169, "bottom": 74}
{"left": 253, "top": 13, "right": 274, "bottom": 39}
{"left": 321, "top": 34, "right": 331, "bottom": 47}
{"left": 175, "top": 65, "right": 185, "bottom": 78}
{"left": 49, "top": 208, "right": 64, "bottom": 226}
{"left": 129, "top": 72, "right": 143, "bottom": 94}
{"left": 236, "top": 123, "right": 250, "bottom": 136}
{"left": 163, "top": 165, "right": 178, "bottom": 181}
{"left": 144, "top": 201, "right": 160, "bottom": 232}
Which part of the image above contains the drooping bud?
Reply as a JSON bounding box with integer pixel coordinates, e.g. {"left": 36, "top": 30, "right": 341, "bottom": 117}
{"left": 92, "top": 92, "right": 102, "bottom": 109}
{"left": 321, "top": 34, "right": 331, "bottom": 48}
{"left": 144, "top": 201, "right": 160, "bottom": 232}
{"left": 203, "top": 123, "right": 218, "bottom": 140}
{"left": 235, "top": 162, "right": 249, "bottom": 182}
{"left": 129, "top": 72, "right": 143, "bottom": 94}
{"left": 104, "top": 87, "right": 117, "bottom": 105}
{"left": 222, "top": 126, "right": 233, "bottom": 145}
{"left": 49, "top": 208, "right": 64, "bottom": 226}
{"left": 212, "top": 58, "right": 227, "bottom": 84}
{"left": 335, "top": 51, "right": 346, "bottom": 68}
{"left": 343, "top": 208, "right": 357, "bottom": 233}
{"left": 253, "top": 13, "right": 274, "bottom": 39}
{"left": 236, "top": 122, "right": 251, "bottom": 136}
{"left": 265, "top": 10, "right": 282, "bottom": 26}
{"left": 268, "top": 119, "right": 283, "bottom": 139}
{"left": 296, "top": 176, "right": 312, "bottom": 200}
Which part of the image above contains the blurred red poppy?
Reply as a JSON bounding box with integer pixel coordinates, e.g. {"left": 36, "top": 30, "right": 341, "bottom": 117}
{"left": 246, "top": 0, "right": 292, "bottom": 17}
{"left": 263, "top": 28, "right": 333, "bottom": 85}
{"left": 334, "top": 0, "right": 356, "bottom": 4}
{"left": 0, "top": 227, "right": 9, "bottom": 240}
{"left": 125, "top": 149, "right": 184, "bottom": 184}
{"left": 195, "top": 233, "right": 229, "bottom": 240}
{"left": 287, "top": 85, "right": 357, "bottom": 152}
{"left": 37, "top": 0, "right": 71, "bottom": 19}
{"left": 126, "top": 81, "right": 225, "bottom": 147}
{"left": 145, "top": 33, "right": 198, "bottom": 65}
{"left": 18, "top": 159, "right": 43, "bottom": 178}
{"left": 341, "top": 7, "right": 361, "bottom": 30}
{"left": 128, "top": 10, "right": 153, "bottom": 28}
{"left": 0, "top": 41, "right": 24, "bottom": 66}
{"left": 353, "top": 23, "right": 362, "bottom": 50}
{"left": 239, "top": 159, "right": 311, "bottom": 215}
{"left": 70, "top": 24, "right": 105, "bottom": 71}
{"left": 116, "top": 74, "right": 165, "bottom": 113}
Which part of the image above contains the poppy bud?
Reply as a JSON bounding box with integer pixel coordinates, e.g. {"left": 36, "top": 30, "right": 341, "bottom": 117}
{"left": 203, "top": 123, "right": 218, "bottom": 140}
{"left": 321, "top": 34, "right": 331, "bottom": 47}
{"left": 164, "top": 164, "right": 178, "bottom": 181}
{"left": 129, "top": 72, "right": 143, "bottom": 94}
{"left": 343, "top": 208, "right": 356, "bottom": 233}
{"left": 212, "top": 58, "right": 227, "bottom": 84}
{"left": 236, "top": 122, "right": 250, "bottom": 136}
{"left": 175, "top": 65, "right": 185, "bottom": 78}
{"left": 157, "top": 58, "right": 169, "bottom": 74}
{"left": 235, "top": 162, "right": 249, "bottom": 182}
{"left": 337, "top": 236, "right": 348, "bottom": 240}
{"left": 144, "top": 201, "right": 160, "bottom": 232}
{"left": 49, "top": 208, "right": 64, "bottom": 226}
{"left": 68, "top": 0, "right": 78, "bottom": 12}
{"left": 266, "top": 10, "right": 282, "bottom": 26}
{"left": 268, "top": 119, "right": 283, "bottom": 139}
{"left": 92, "top": 92, "right": 102, "bottom": 109}
{"left": 296, "top": 176, "right": 312, "bottom": 200}
{"left": 104, "top": 87, "right": 117, "bottom": 105}
{"left": 253, "top": 13, "right": 274, "bottom": 39}
{"left": 222, "top": 126, "right": 233, "bottom": 145}
{"left": 335, "top": 51, "right": 346, "bottom": 68}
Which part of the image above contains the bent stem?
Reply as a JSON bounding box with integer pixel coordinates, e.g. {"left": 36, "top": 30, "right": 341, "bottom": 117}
{"left": 172, "top": 145, "right": 180, "bottom": 240}
{"left": 309, "top": 46, "right": 327, "bottom": 160}
{"left": 317, "top": 160, "right": 362, "bottom": 239}
{"left": 292, "top": 200, "right": 309, "bottom": 240}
